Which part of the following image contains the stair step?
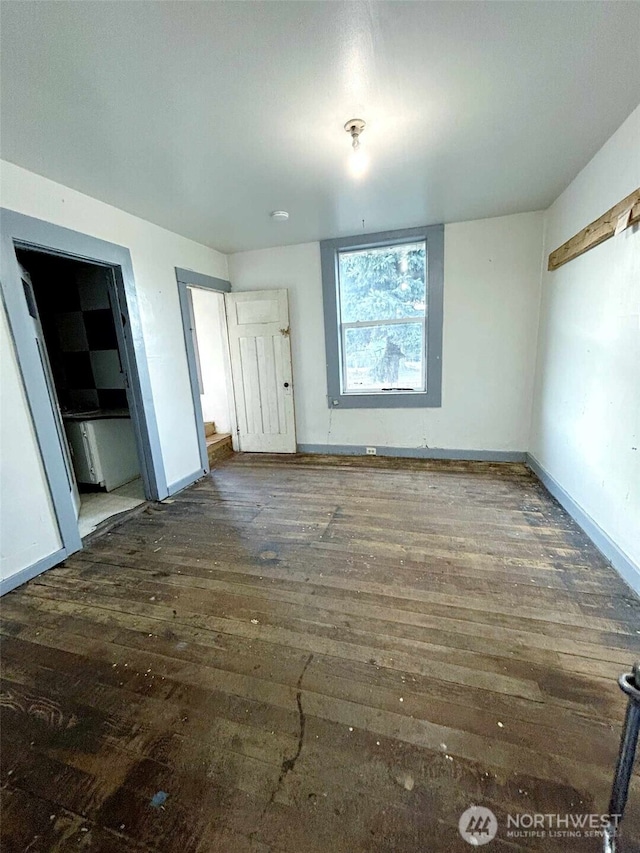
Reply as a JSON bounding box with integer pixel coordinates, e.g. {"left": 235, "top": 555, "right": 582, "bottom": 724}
{"left": 206, "top": 432, "right": 230, "bottom": 448}
{"left": 207, "top": 433, "right": 233, "bottom": 466}
{"left": 204, "top": 421, "right": 217, "bottom": 437}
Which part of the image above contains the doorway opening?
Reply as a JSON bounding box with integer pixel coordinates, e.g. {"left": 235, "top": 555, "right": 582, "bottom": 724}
{"left": 187, "top": 286, "right": 234, "bottom": 465}
{"left": 178, "top": 270, "right": 297, "bottom": 461}
{"left": 17, "top": 248, "right": 147, "bottom": 537}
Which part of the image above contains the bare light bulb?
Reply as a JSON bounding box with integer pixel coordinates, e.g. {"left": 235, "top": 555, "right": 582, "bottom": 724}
{"left": 344, "top": 118, "right": 368, "bottom": 178}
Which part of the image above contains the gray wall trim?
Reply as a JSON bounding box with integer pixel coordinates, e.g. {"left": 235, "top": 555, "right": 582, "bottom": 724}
{"left": 1, "top": 209, "right": 167, "bottom": 499}
{"left": 174, "top": 268, "right": 232, "bottom": 478}
{"left": 320, "top": 224, "right": 444, "bottom": 410}
{"left": 176, "top": 277, "right": 212, "bottom": 477}
{"left": 166, "top": 469, "right": 205, "bottom": 496}
{"left": 1, "top": 217, "right": 83, "bottom": 558}
{"left": 175, "top": 267, "right": 231, "bottom": 292}
{"left": 187, "top": 288, "right": 205, "bottom": 395}
{"left": 297, "top": 444, "right": 526, "bottom": 462}
{"left": 0, "top": 209, "right": 168, "bottom": 585}
{"left": 0, "top": 263, "right": 82, "bottom": 556}
{"left": 526, "top": 454, "right": 640, "bottom": 598}
{"left": 0, "top": 548, "right": 67, "bottom": 597}
{"left": 108, "top": 262, "right": 167, "bottom": 500}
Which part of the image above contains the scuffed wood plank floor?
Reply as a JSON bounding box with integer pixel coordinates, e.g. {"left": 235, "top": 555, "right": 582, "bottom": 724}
{"left": 1, "top": 454, "right": 639, "bottom": 852}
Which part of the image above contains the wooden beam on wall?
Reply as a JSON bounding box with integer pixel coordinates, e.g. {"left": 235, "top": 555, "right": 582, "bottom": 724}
{"left": 548, "top": 187, "right": 640, "bottom": 271}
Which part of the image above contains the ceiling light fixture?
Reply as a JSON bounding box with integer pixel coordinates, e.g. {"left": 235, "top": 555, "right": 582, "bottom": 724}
{"left": 344, "top": 118, "right": 368, "bottom": 178}
{"left": 270, "top": 210, "right": 289, "bottom": 222}
{"left": 345, "top": 118, "right": 365, "bottom": 150}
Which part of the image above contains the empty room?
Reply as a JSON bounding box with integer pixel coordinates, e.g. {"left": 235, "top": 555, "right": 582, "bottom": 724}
{"left": 0, "top": 2, "right": 639, "bottom": 851}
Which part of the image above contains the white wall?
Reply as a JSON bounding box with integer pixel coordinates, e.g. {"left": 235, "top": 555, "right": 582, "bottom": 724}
{"left": 190, "top": 287, "right": 232, "bottom": 434}
{"left": 530, "top": 105, "right": 640, "bottom": 579}
{"left": 0, "top": 160, "right": 227, "bottom": 583}
{"left": 0, "top": 302, "right": 63, "bottom": 579}
{"left": 228, "top": 211, "right": 544, "bottom": 453}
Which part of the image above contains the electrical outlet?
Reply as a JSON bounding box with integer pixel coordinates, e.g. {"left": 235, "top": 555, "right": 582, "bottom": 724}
{"left": 366, "top": 447, "right": 377, "bottom": 455}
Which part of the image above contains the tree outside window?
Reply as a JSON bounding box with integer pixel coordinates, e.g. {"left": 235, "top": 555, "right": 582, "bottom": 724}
{"left": 320, "top": 224, "right": 443, "bottom": 409}
{"left": 337, "top": 242, "right": 427, "bottom": 392}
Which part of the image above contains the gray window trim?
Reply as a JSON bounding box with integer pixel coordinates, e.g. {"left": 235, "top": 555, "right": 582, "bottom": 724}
{"left": 0, "top": 208, "right": 168, "bottom": 572}
{"left": 320, "top": 224, "right": 444, "bottom": 409}
{"left": 175, "top": 268, "right": 231, "bottom": 477}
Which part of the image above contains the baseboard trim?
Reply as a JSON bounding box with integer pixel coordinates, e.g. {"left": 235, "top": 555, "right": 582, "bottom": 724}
{"left": 297, "top": 444, "right": 527, "bottom": 463}
{"left": 526, "top": 454, "right": 639, "bottom": 597}
{"left": 166, "top": 468, "right": 207, "bottom": 497}
{"left": 1, "top": 547, "right": 67, "bottom": 596}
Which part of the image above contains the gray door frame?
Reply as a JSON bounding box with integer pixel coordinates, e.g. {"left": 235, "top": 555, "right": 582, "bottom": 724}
{"left": 175, "top": 267, "right": 231, "bottom": 475}
{"left": 0, "top": 209, "right": 167, "bottom": 570}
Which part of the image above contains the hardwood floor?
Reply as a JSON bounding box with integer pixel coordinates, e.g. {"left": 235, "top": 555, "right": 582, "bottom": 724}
{"left": 1, "top": 454, "right": 639, "bottom": 852}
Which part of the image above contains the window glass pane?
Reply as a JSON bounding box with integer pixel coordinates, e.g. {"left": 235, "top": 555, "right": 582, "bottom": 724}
{"left": 343, "top": 322, "right": 425, "bottom": 392}
{"left": 338, "top": 241, "right": 426, "bottom": 323}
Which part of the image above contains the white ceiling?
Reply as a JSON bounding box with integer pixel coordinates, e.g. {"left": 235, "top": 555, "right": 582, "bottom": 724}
{"left": 2, "top": 2, "right": 639, "bottom": 253}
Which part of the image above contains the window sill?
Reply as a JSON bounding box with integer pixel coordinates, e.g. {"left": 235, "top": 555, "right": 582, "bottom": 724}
{"left": 328, "top": 391, "right": 442, "bottom": 409}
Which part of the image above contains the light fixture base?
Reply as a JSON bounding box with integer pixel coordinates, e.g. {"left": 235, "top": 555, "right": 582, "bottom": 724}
{"left": 344, "top": 118, "right": 366, "bottom": 135}
{"left": 345, "top": 119, "right": 366, "bottom": 149}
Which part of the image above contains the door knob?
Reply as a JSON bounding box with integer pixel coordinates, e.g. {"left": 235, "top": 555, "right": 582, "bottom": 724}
{"left": 284, "top": 382, "right": 290, "bottom": 388}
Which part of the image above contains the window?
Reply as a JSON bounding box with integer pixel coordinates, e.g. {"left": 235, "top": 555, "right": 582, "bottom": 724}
{"left": 320, "top": 225, "right": 444, "bottom": 408}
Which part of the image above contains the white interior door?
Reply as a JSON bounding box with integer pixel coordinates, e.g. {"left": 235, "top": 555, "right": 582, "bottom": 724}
{"left": 225, "top": 289, "right": 296, "bottom": 453}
